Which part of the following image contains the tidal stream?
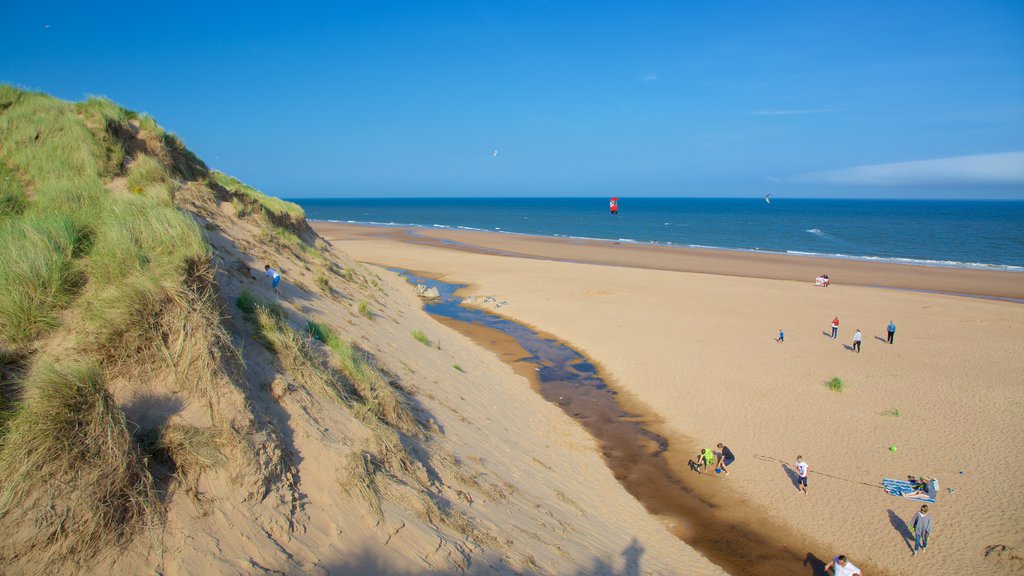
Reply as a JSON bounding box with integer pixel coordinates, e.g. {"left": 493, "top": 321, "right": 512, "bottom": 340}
{"left": 400, "top": 270, "right": 819, "bottom": 576}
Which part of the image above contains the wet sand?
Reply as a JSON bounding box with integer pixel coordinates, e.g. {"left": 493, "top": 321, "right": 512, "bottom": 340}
{"left": 318, "top": 223, "right": 1024, "bottom": 301}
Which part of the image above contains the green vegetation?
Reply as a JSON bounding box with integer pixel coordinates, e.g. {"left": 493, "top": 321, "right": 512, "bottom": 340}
{"left": 0, "top": 86, "right": 229, "bottom": 567}
{"left": 827, "top": 376, "right": 845, "bottom": 392}
{"left": 316, "top": 271, "right": 332, "bottom": 296}
{"left": 239, "top": 292, "right": 348, "bottom": 404}
{"left": 453, "top": 364, "right": 464, "bottom": 372}
{"left": 411, "top": 329, "right": 432, "bottom": 346}
{"left": 881, "top": 407, "right": 901, "bottom": 417}
{"left": 308, "top": 319, "right": 416, "bottom": 434}
{"left": 210, "top": 170, "right": 304, "bottom": 222}
{"left": 0, "top": 163, "right": 27, "bottom": 217}
{"left": 358, "top": 300, "right": 373, "bottom": 319}
{"left": 0, "top": 359, "right": 156, "bottom": 565}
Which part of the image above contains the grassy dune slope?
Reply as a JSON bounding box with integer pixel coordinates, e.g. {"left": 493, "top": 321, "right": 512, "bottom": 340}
{"left": 0, "top": 87, "right": 431, "bottom": 571}
{"left": 0, "top": 87, "right": 722, "bottom": 576}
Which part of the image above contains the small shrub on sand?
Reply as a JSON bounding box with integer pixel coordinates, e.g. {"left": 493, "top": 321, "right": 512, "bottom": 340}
{"left": 411, "top": 330, "right": 431, "bottom": 347}
{"left": 881, "top": 407, "right": 901, "bottom": 417}
{"left": 358, "top": 300, "right": 373, "bottom": 320}
{"left": 827, "top": 376, "right": 845, "bottom": 392}
{"left": 453, "top": 364, "right": 464, "bottom": 372}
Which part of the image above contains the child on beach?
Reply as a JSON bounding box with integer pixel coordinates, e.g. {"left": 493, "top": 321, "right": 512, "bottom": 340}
{"left": 777, "top": 328, "right": 784, "bottom": 343}
{"left": 795, "top": 456, "right": 809, "bottom": 494}
{"left": 260, "top": 265, "right": 282, "bottom": 295}
{"left": 831, "top": 317, "right": 839, "bottom": 339}
{"left": 695, "top": 448, "right": 715, "bottom": 474}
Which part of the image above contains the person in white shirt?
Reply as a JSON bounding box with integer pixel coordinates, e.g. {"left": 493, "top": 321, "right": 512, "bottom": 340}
{"left": 852, "top": 329, "right": 862, "bottom": 353}
{"left": 261, "top": 265, "right": 282, "bottom": 295}
{"left": 824, "top": 554, "right": 861, "bottom": 576}
{"left": 795, "top": 455, "right": 809, "bottom": 495}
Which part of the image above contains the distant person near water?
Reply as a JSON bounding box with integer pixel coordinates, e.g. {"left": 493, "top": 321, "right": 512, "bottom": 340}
{"left": 825, "top": 554, "right": 861, "bottom": 576}
{"left": 777, "top": 328, "right": 784, "bottom": 343}
{"left": 853, "top": 329, "right": 862, "bottom": 353}
{"left": 831, "top": 317, "right": 839, "bottom": 339}
{"left": 795, "top": 456, "right": 809, "bottom": 495}
{"left": 912, "top": 504, "right": 932, "bottom": 556}
{"left": 261, "top": 265, "right": 282, "bottom": 295}
{"left": 715, "top": 443, "right": 735, "bottom": 476}
{"left": 887, "top": 321, "right": 896, "bottom": 344}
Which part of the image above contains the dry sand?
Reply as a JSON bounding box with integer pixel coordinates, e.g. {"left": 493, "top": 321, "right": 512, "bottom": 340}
{"left": 100, "top": 201, "right": 729, "bottom": 576}
{"left": 316, "top": 222, "right": 1024, "bottom": 576}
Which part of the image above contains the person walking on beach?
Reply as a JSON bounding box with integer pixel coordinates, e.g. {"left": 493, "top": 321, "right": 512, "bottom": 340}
{"left": 777, "top": 328, "right": 785, "bottom": 343}
{"left": 260, "top": 265, "right": 282, "bottom": 295}
{"left": 715, "top": 443, "right": 735, "bottom": 476}
{"left": 795, "top": 456, "right": 809, "bottom": 494}
{"left": 825, "top": 554, "right": 861, "bottom": 576}
{"left": 912, "top": 504, "right": 932, "bottom": 556}
{"left": 831, "top": 317, "right": 839, "bottom": 339}
{"left": 887, "top": 321, "right": 896, "bottom": 344}
{"left": 852, "top": 329, "right": 862, "bottom": 353}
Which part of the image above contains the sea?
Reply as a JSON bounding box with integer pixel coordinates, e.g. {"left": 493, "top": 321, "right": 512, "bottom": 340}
{"left": 293, "top": 198, "right": 1024, "bottom": 271}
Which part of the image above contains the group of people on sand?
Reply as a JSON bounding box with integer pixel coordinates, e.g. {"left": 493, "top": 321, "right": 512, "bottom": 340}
{"left": 778, "top": 317, "right": 896, "bottom": 352}
{"left": 825, "top": 316, "right": 897, "bottom": 352}
{"left": 691, "top": 444, "right": 735, "bottom": 476}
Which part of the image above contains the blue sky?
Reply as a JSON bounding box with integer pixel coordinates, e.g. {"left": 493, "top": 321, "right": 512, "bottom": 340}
{"left": 2, "top": 1, "right": 1022, "bottom": 198}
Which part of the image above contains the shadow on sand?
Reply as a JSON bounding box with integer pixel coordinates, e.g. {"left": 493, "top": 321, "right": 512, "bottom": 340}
{"left": 782, "top": 463, "right": 802, "bottom": 491}
{"left": 319, "top": 537, "right": 648, "bottom": 576}
{"left": 888, "top": 508, "right": 915, "bottom": 552}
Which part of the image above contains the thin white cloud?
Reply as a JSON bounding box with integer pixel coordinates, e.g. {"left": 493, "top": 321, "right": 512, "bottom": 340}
{"left": 789, "top": 152, "right": 1024, "bottom": 186}
{"left": 747, "top": 108, "right": 839, "bottom": 116}
{"left": 642, "top": 73, "right": 658, "bottom": 82}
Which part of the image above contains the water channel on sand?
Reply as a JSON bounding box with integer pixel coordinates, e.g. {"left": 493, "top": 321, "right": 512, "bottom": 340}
{"left": 399, "top": 270, "right": 828, "bottom": 576}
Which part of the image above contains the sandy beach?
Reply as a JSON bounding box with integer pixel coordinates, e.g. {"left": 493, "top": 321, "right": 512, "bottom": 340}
{"left": 316, "top": 221, "right": 1024, "bottom": 576}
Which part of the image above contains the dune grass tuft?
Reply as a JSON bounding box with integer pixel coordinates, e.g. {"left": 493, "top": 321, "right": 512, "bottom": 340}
{"left": 343, "top": 450, "right": 385, "bottom": 520}
{"left": 411, "top": 330, "right": 432, "bottom": 347}
{"left": 358, "top": 300, "right": 373, "bottom": 320}
{"left": 880, "top": 407, "right": 901, "bottom": 417}
{"left": 453, "top": 364, "right": 464, "bottom": 372}
{"left": 148, "top": 420, "right": 227, "bottom": 489}
{"left": 0, "top": 163, "right": 27, "bottom": 218}
{"left": 241, "top": 295, "right": 349, "bottom": 404}
{"left": 316, "top": 271, "right": 332, "bottom": 296}
{"left": 0, "top": 213, "right": 89, "bottom": 345}
{"left": 0, "top": 359, "right": 157, "bottom": 567}
{"left": 308, "top": 320, "right": 417, "bottom": 434}
{"left": 827, "top": 376, "right": 845, "bottom": 392}
{"left": 210, "top": 170, "right": 304, "bottom": 223}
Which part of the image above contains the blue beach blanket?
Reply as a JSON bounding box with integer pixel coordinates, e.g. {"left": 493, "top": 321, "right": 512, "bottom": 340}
{"left": 882, "top": 478, "right": 937, "bottom": 503}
